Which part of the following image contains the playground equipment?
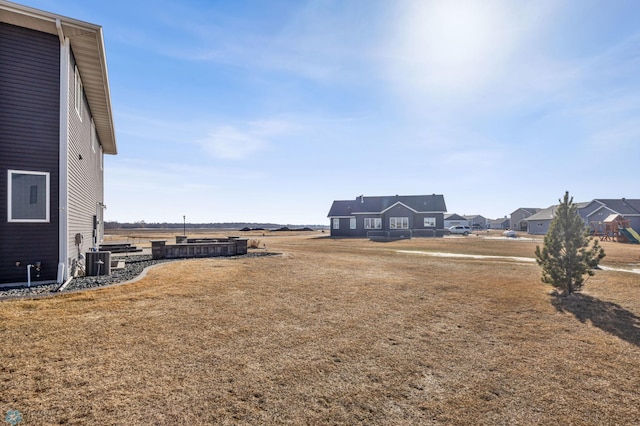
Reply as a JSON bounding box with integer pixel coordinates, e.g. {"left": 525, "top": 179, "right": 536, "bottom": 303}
{"left": 620, "top": 227, "right": 640, "bottom": 244}
{"left": 590, "top": 214, "right": 640, "bottom": 243}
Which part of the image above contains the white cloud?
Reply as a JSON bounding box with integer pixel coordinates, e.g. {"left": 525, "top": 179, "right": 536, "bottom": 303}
{"left": 197, "top": 119, "right": 300, "bottom": 160}
{"left": 199, "top": 126, "right": 267, "bottom": 160}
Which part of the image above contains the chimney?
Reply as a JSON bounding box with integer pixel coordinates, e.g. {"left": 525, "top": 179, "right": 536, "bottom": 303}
{"left": 360, "top": 195, "right": 364, "bottom": 203}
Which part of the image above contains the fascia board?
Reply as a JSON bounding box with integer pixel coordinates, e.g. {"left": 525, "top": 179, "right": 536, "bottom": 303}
{"left": 587, "top": 205, "right": 618, "bottom": 217}
{"left": 381, "top": 202, "right": 418, "bottom": 214}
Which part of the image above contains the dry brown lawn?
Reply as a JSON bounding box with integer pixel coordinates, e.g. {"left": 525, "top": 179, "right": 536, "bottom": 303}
{"left": 1, "top": 231, "right": 640, "bottom": 425}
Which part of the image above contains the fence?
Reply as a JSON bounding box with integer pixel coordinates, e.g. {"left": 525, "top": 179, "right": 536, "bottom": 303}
{"left": 367, "top": 229, "right": 446, "bottom": 241}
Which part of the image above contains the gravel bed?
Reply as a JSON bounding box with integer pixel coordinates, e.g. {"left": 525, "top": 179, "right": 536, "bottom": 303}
{"left": 0, "top": 251, "right": 277, "bottom": 300}
{"left": 0, "top": 255, "right": 171, "bottom": 299}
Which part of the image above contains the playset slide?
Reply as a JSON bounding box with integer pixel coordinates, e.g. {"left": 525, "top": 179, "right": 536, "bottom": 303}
{"left": 620, "top": 227, "right": 640, "bottom": 244}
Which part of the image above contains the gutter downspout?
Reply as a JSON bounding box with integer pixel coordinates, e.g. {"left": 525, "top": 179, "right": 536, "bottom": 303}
{"left": 56, "top": 276, "right": 74, "bottom": 292}
{"left": 57, "top": 18, "right": 71, "bottom": 283}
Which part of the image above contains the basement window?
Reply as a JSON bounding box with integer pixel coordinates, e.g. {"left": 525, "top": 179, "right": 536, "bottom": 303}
{"left": 8, "top": 170, "right": 50, "bottom": 222}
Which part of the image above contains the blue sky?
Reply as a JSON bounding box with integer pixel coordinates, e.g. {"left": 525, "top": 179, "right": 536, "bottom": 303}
{"left": 21, "top": 0, "right": 640, "bottom": 225}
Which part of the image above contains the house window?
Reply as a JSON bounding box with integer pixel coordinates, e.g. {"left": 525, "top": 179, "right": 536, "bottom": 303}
{"left": 74, "top": 65, "right": 83, "bottom": 120}
{"left": 350, "top": 218, "right": 356, "bottom": 229}
{"left": 364, "top": 218, "right": 382, "bottom": 229}
{"left": 390, "top": 217, "right": 409, "bottom": 229}
{"left": 91, "top": 120, "right": 97, "bottom": 154}
{"left": 424, "top": 217, "right": 436, "bottom": 227}
{"left": 8, "top": 170, "right": 50, "bottom": 222}
{"left": 333, "top": 218, "right": 340, "bottom": 229}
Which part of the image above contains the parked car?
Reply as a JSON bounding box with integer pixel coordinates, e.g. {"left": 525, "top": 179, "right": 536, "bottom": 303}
{"left": 448, "top": 225, "right": 471, "bottom": 236}
{"left": 503, "top": 229, "right": 517, "bottom": 238}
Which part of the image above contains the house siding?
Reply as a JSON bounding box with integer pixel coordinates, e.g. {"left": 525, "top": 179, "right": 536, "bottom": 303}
{"left": 330, "top": 217, "right": 360, "bottom": 237}
{"left": 528, "top": 220, "right": 551, "bottom": 235}
{"left": 0, "top": 23, "right": 60, "bottom": 284}
{"left": 66, "top": 52, "right": 105, "bottom": 272}
{"left": 510, "top": 209, "right": 536, "bottom": 231}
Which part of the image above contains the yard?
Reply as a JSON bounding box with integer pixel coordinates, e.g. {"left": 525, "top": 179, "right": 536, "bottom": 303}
{"left": 1, "top": 231, "right": 640, "bottom": 424}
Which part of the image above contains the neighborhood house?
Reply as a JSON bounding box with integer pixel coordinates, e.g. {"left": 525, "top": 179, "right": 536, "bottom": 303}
{"left": 327, "top": 194, "right": 447, "bottom": 238}
{"left": 524, "top": 198, "right": 640, "bottom": 241}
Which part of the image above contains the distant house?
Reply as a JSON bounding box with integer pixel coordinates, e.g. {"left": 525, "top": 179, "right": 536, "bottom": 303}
{"left": 444, "top": 214, "right": 469, "bottom": 229}
{"left": 580, "top": 199, "right": 640, "bottom": 232}
{"left": 511, "top": 208, "right": 541, "bottom": 231}
{"left": 464, "top": 215, "right": 487, "bottom": 229}
{"left": 524, "top": 200, "right": 640, "bottom": 235}
{"left": 488, "top": 217, "right": 510, "bottom": 230}
{"left": 523, "top": 206, "right": 557, "bottom": 235}
{"left": 327, "top": 194, "right": 447, "bottom": 238}
{"left": 0, "top": 3, "right": 117, "bottom": 285}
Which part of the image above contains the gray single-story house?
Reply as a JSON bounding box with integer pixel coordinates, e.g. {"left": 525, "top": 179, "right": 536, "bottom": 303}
{"left": 488, "top": 217, "right": 510, "bottom": 230}
{"left": 463, "top": 215, "right": 487, "bottom": 229}
{"left": 327, "top": 194, "right": 447, "bottom": 238}
{"left": 444, "top": 213, "right": 469, "bottom": 229}
{"left": 0, "top": 2, "right": 117, "bottom": 285}
{"left": 510, "top": 208, "right": 541, "bottom": 231}
{"left": 523, "top": 206, "right": 558, "bottom": 235}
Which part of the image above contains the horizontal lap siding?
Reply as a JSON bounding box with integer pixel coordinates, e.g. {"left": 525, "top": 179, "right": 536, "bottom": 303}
{"left": 0, "top": 23, "right": 60, "bottom": 284}
{"left": 66, "top": 52, "right": 104, "bottom": 269}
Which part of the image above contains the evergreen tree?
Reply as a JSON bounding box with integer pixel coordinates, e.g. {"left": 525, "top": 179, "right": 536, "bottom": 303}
{"left": 535, "top": 191, "right": 605, "bottom": 296}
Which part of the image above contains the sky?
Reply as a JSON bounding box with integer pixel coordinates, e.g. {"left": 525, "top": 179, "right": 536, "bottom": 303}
{"left": 19, "top": 0, "right": 640, "bottom": 225}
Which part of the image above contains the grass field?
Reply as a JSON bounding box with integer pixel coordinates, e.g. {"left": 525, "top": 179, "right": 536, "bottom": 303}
{"left": 1, "top": 231, "right": 640, "bottom": 424}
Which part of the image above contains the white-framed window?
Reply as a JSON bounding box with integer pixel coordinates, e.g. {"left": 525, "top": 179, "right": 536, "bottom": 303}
{"left": 74, "top": 65, "right": 83, "bottom": 120}
{"left": 424, "top": 217, "right": 436, "bottom": 227}
{"left": 8, "top": 170, "right": 50, "bottom": 222}
{"left": 364, "top": 218, "right": 382, "bottom": 229}
{"left": 333, "top": 218, "right": 340, "bottom": 229}
{"left": 350, "top": 218, "right": 356, "bottom": 229}
{"left": 91, "top": 120, "right": 97, "bottom": 154}
{"left": 390, "top": 217, "right": 409, "bottom": 229}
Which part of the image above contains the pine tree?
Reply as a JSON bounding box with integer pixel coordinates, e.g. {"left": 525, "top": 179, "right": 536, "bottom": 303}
{"left": 534, "top": 191, "right": 606, "bottom": 296}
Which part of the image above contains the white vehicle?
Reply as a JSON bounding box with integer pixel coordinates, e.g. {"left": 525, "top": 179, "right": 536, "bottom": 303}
{"left": 448, "top": 225, "right": 471, "bottom": 236}
{"left": 503, "top": 230, "right": 517, "bottom": 238}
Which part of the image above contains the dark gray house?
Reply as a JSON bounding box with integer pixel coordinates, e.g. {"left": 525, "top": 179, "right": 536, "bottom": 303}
{"left": 1, "top": 2, "right": 116, "bottom": 285}
{"left": 327, "top": 194, "right": 447, "bottom": 238}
